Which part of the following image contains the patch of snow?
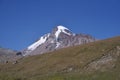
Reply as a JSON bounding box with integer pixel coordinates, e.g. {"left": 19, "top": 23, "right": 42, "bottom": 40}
{"left": 56, "top": 42, "right": 61, "bottom": 48}
{"left": 55, "top": 25, "right": 71, "bottom": 39}
{"left": 27, "top": 33, "right": 50, "bottom": 51}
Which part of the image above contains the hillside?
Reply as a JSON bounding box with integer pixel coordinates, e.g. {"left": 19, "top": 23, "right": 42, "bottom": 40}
{"left": 0, "top": 48, "right": 22, "bottom": 63}
{"left": 0, "top": 36, "right": 120, "bottom": 80}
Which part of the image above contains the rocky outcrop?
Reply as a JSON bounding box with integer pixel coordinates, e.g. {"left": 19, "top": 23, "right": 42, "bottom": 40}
{"left": 85, "top": 46, "right": 120, "bottom": 72}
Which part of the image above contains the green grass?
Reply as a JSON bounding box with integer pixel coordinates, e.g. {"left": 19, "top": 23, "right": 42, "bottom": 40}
{"left": 0, "top": 71, "right": 119, "bottom": 80}
{"left": 0, "top": 36, "right": 120, "bottom": 80}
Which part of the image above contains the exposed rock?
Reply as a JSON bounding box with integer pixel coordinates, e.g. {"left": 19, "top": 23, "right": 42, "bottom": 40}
{"left": 85, "top": 46, "right": 120, "bottom": 72}
{"left": 16, "top": 52, "right": 22, "bottom": 56}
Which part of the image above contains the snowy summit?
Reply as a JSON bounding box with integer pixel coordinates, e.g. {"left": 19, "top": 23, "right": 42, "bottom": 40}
{"left": 55, "top": 25, "right": 71, "bottom": 39}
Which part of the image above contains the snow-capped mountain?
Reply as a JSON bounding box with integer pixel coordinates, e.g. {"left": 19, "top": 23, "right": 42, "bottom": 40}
{"left": 23, "top": 25, "right": 95, "bottom": 56}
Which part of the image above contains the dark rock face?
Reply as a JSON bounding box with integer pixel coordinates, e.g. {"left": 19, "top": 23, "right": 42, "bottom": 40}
{"left": 23, "top": 25, "right": 96, "bottom": 56}
{"left": 16, "top": 52, "right": 22, "bottom": 56}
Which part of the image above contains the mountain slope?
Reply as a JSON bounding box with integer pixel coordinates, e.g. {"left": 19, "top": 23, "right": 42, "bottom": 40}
{"left": 0, "top": 48, "right": 22, "bottom": 63}
{"left": 0, "top": 36, "right": 120, "bottom": 80}
{"left": 24, "top": 25, "right": 95, "bottom": 56}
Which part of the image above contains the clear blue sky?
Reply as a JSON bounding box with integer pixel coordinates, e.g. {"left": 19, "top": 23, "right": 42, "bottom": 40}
{"left": 0, "top": 0, "right": 120, "bottom": 50}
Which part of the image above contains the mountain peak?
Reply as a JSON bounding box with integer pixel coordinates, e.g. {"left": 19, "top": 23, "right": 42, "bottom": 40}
{"left": 55, "top": 25, "right": 72, "bottom": 39}
{"left": 57, "top": 25, "right": 69, "bottom": 31}
{"left": 23, "top": 25, "right": 96, "bottom": 56}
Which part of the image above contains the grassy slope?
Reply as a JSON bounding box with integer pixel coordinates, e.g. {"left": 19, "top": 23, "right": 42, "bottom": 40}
{"left": 0, "top": 36, "right": 120, "bottom": 80}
